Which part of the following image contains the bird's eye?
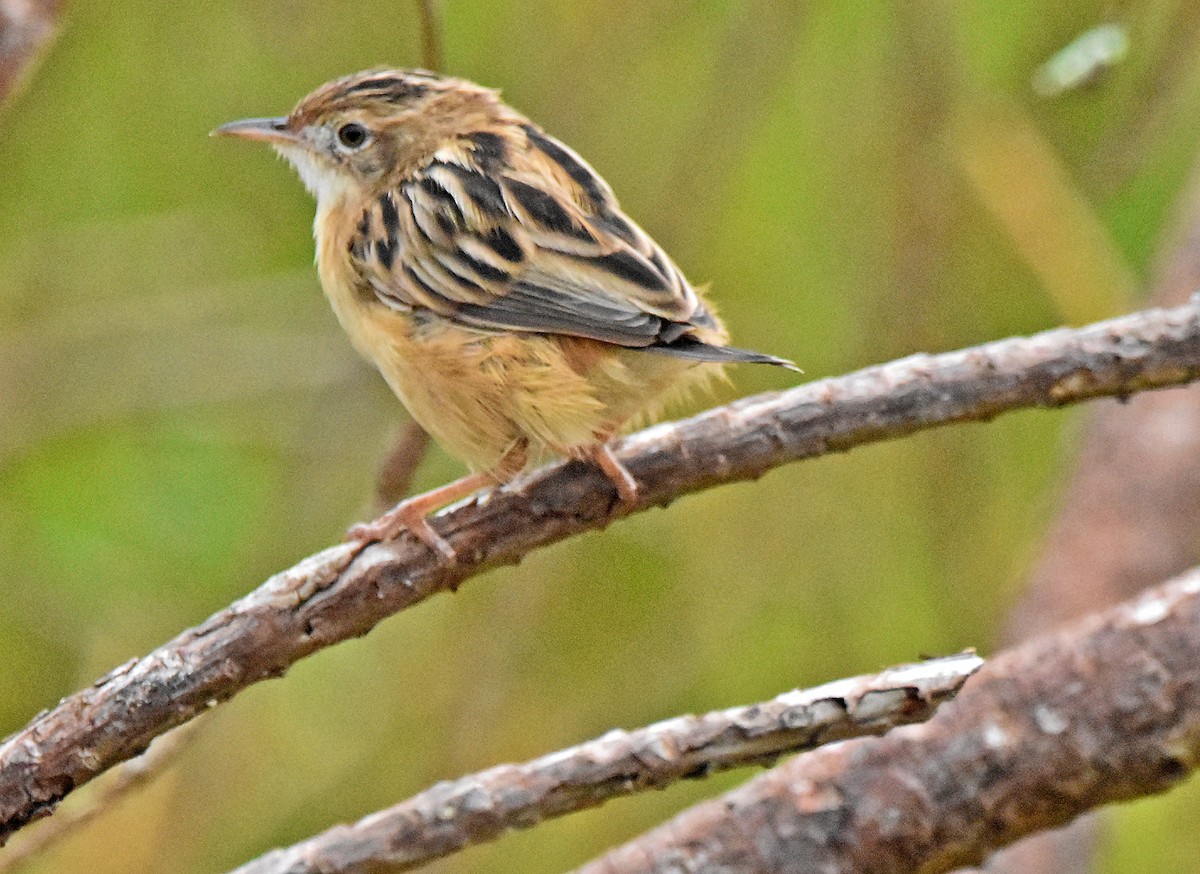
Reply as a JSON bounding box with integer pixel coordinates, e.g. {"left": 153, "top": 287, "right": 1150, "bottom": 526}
{"left": 337, "top": 122, "right": 369, "bottom": 149}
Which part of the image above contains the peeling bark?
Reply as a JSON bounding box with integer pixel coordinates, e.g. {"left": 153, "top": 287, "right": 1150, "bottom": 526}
{"left": 3, "top": 299, "right": 1200, "bottom": 843}
{"left": 577, "top": 569, "right": 1200, "bottom": 874}
{"left": 228, "top": 655, "right": 981, "bottom": 874}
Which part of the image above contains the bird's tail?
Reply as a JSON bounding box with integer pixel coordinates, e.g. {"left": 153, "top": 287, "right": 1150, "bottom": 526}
{"left": 649, "top": 335, "right": 802, "bottom": 373}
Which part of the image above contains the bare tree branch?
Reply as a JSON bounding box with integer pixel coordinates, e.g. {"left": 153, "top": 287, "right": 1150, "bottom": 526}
{"left": 226, "top": 653, "right": 981, "bottom": 874}
{"left": 373, "top": 420, "right": 432, "bottom": 512}
{"left": 0, "top": 0, "right": 61, "bottom": 106}
{"left": 3, "top": 299, "right": 1200, "bottom": 844}
{"left": 1003, "top": 191, "right": 1200, "bottom": 646}
{"left": 972, "top": 140, "right": 1200, "bottom": 874}
{"left": 575, "top": 566, "right": 1200, "bottom": 874}
{"left": 0, "top": 722, "right": 197, "bottom": 873}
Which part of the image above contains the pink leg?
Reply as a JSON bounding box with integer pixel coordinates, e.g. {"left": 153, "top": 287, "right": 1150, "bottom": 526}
{"left": 346, "top": 471, "right": 494, "bottom": 560}
{"left": 348, "top": 442, "right": 528, "bottom": 560}
{"left": 583, "top": 442, "right": 639, "bottom": 503}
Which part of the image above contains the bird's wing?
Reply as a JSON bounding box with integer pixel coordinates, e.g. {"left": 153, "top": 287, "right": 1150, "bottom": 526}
{"left": 347, "top": 124, "right": 709, "bottom": 348}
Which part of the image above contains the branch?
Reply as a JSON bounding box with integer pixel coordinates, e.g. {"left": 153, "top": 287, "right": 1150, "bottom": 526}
{"left": 226, "top": 653, "right": 981, "bottom": 874}
{"left": 0, "top": 722, "right": 197, "bottom": 873}
{"left": 1004, "top": 209, "right": 1200, "bottom": 645}
{"left": 373, "top": 420, "right": 431, "bottom": 512}
{"left": 974, "top": 142, "right": 1200, "bottom": 874}
{"left": 3, "top": 299, "right": 1200, "bottom": 843}
{"left": 576, "top": 567, "right": 1200, "bottom": 873}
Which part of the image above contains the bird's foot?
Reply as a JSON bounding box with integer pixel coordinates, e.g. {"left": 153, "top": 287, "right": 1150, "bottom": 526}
{"left": 346, "top": 502, "right": 457, "bottom": 561}
{"left": 586, "top": 442, "right": 639, "bottom": 504}
{"left": 345, "top": 471, "right": 495, "bottom": 562}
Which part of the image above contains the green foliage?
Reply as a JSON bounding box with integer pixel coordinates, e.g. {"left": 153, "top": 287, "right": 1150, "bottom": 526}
{"left": 3, "top": 1, "right": 1200, "bottom": 871}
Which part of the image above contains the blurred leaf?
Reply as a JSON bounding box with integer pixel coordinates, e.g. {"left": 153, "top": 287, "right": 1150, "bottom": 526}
{"left": 946, "top": 94, "right": 1137, "bottom": 324}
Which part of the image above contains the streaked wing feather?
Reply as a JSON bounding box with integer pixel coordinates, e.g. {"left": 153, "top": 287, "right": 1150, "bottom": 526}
{"left": 348, "top": 126, "right": 705, "bottom": 347}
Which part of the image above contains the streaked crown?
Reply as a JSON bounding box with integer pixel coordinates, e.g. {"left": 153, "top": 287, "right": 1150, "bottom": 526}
{"left": 287, "top": 68, "right": 485, "bottom": 126}
{"left": 215, "top": 68, "right": 509, "bottom": 203}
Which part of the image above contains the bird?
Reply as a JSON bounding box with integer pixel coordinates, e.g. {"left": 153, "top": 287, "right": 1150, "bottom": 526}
{"left": 214, "top": 68, "right": 796, "bottom": 560}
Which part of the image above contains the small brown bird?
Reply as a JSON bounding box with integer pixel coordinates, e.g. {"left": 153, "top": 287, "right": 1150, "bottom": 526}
{"left": 215, "top": 68, "right": 795, "bottom": 559}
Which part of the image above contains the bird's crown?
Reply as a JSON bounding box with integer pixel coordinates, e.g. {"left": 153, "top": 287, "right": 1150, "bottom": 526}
{"left": 288, "top": 68, "right": 495, "bottom": 127}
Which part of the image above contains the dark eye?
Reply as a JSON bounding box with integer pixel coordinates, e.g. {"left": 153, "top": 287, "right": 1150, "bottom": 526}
{"left": 337, "top": 122, "right": 369, "bottom": 149}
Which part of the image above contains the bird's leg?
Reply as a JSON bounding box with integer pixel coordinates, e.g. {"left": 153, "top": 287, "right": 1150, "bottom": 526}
{"left": 346, "top": 471, "right": 494, "bottom": 560}
{"left": 347, "top": 441, "right": 528, "bottom": 561}
{"left": 583, "top": 442, "right": 639, "bottom": 504}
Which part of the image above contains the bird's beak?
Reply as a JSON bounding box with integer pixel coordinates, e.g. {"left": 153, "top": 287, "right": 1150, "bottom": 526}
{"left": 211, "top": 116, "right": 298, "bottom": 146}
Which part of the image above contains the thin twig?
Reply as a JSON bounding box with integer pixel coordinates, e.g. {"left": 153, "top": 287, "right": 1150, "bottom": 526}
{"left": 227, "top": 653, "right": 982, "bottom": 874}
{"left": 415, "top": 0, "right": 443, "bottom": 72}
{"left": 576, "top": 566, "right": 1200, "bottom": 873}
{"left": 373, "top": 420, "right": 431, "bottom": 512}
{"left": 3, "top": 299, "right": 1200, "bottom": 843}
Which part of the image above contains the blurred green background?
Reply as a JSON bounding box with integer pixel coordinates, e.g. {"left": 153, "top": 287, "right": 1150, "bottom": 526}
{"left": 2, "top": 1, "right": 1199, "bottom": 871}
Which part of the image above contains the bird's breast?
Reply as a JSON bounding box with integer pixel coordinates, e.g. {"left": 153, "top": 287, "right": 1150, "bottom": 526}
{"left": 314, "top": 199, "right": 394, "bottom": 357}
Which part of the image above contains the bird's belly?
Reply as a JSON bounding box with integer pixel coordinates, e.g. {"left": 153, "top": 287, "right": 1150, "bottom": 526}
{"left": 320, "top": 267, "right": 714, "bottom": 474}
{"left": 332, "top": 300, "right": 620, "bottom": 472}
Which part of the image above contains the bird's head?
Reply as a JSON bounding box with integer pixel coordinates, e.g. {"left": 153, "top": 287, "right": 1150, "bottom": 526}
{"left": 213, "top": 68, "right": 499, "bottom": 207}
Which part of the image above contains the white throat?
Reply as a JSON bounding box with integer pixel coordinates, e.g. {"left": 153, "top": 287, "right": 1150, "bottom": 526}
{"left": 274, "top": 144, "right": 354, "bottom": 212}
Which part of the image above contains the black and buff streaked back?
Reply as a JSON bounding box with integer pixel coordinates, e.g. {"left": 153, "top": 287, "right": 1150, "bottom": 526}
{"left": 216, "top": 64, "right": 796, "bottom": 520}
{"left": 289, "top": 68, "right": 794, "bottom": 367}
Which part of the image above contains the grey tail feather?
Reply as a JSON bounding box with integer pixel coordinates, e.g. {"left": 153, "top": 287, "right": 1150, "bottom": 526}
{"left": 648, "top": 335, "right": 802, "bottom": 373}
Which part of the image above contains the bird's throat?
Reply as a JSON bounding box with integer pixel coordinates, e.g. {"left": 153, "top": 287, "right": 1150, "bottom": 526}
{"left": 274, "top": 144, "right": 356, "bottom": 211}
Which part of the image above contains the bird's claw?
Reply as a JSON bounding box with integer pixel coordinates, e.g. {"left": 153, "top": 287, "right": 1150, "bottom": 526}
{"left": 345, "top": 509, "right": 457, "bottom": 562}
